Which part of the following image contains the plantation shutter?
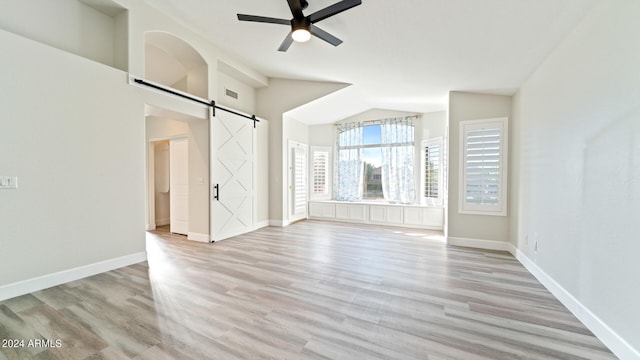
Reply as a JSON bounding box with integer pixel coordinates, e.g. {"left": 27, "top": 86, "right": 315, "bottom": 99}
{"left": 293, "top": 146, "right": 307, "bottom": 215}
{"left": 423, "top": 138, "right": 443, "bottom": 206}
{"left": 310, "top": 146, "right": 332, "bottom": 200}
{"left": 313, "top": 151, "right": 329, "bottom": 195}
{"left": 459, "top": 118, "right": 508, "bottom": 215}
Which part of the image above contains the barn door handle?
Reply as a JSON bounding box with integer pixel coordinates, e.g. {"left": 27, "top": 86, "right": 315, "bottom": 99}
{"left": 214, "top": 184, "right": 219, "bottom": 201}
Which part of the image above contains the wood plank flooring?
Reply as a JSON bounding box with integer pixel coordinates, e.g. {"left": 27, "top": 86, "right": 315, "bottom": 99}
{"left": 0, "top": 220, "right": 616, "bottom": 359}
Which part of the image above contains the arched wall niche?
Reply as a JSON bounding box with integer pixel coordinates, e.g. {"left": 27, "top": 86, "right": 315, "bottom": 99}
{"left": 144, "top": 31, "right": 208, "bottom": 99}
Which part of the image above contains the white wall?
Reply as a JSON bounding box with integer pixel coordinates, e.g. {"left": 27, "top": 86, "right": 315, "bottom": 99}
{"left": 448, "top": 92, "right": 512, "bottom": 242}
{"left": 308, "top": 124, "right": 335, "bottom": 147}
{"left": 256, "top": 78, "right": 349, "bottom": 224}
{"left": 256, "top": 119, "right": 270, "bottom": 226}
{"left": 0, "top": 0, "right": 273, "bottom": 301}
{"left": 217, "top": 72, "right": 256, "bottom": 115}
{"left": 0, "top": 0, "right": 127, "bottom": 70}
{"left": 0, "top": 29, "right": 145, "bottom": 292}
{"left": 511, "top": 0, "right": 640, "bottom": 357}
{"left": 420, "top": 111, "right": 447, "bottom": 140}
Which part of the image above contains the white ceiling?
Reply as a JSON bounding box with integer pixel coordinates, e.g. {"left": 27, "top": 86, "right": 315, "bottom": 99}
{"left": 144, "top": 0, "right": 597, "bottom": 125}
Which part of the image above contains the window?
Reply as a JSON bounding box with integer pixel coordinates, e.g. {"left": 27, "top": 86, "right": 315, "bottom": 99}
{"left": 459, "top": 117, "right": 508, "bottom": 215}
{"left": 336, "top": 119, "right": 416, "bottom": 202}
{"left": 292, "top": 144, "right": 307, "bottom": 215}
{"left": 422, "top": 137, "right": 443, "bottom": 206}
{"left": 362, "top": 124, "right": 384, "bottom": 199}
{"left": 310, "top": 146, "right": 331, "bottom": 199}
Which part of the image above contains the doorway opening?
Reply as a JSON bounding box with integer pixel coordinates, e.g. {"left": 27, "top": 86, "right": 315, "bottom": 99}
{"left": 145, "top": 105, "right": 210, "bottom": 242}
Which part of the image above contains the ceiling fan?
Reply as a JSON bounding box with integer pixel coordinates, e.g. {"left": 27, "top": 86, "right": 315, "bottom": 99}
{"left": 237, "top": 0, "right": 362, "bottom": 52}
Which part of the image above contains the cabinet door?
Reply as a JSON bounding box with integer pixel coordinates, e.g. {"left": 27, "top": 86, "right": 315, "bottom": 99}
{"left": 369, "top": 206, "right": 386, "bottom": 223}
{"left": 387, "top": 207, "right": 403, "bottom": 224}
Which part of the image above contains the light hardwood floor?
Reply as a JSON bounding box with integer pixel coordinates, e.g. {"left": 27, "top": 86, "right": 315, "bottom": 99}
{"left": 0, "top": 221, "right": 616, "bottom": 359}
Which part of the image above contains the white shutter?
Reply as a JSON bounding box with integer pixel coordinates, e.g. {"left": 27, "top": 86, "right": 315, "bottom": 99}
{"left": 459, "top": 118, "right": 508, "bottom": 215}
{"left": 293, "top": 147, "right": 307, "bottom": 215}
{"left": 310, "top": 146, "right": 332, "bottom": 200}
{"left": 422, "top": 138, "right": 443, "bottom": 206}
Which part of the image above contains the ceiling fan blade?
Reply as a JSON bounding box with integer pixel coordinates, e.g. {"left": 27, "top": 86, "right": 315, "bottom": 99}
{"left": 286, "top": 0, "right": 305, "bottom": 18}
{"left": 237, "top": 14, "right": 290, "bottom": 25}
{"left": 310, "top": 24, "right": 343, "bottom": 46}
{"left": 278, "top": 32, "right": 295, "bottom": 52}
{"left": 309, "top": 0, "right": 362, "bottom": 23}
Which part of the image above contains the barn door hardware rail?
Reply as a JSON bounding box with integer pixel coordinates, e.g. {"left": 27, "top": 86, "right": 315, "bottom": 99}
{"left": 133, "top": 78, "right": 260, "bottom": 128}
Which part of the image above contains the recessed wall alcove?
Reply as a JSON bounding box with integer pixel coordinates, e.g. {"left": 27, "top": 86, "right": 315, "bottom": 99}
{"left": 144, "top": 32, "right": 208, "bottom": 99}
{"left": 0, "top": 0, "right": 128, "bottom": 71}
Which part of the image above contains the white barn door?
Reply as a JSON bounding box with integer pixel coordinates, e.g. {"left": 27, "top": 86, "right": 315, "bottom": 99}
{"left": 211, "top": 109, "right": 255, "bottom": 241}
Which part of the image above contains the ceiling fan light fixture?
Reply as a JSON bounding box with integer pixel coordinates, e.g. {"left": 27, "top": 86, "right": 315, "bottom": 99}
{"left": 292, "top": 27, "right": 311, "bottom": 42}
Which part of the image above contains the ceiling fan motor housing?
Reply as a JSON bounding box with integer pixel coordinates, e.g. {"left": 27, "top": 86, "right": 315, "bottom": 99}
{"left": 292, "top": 17, "right": 311, "bottom": 32}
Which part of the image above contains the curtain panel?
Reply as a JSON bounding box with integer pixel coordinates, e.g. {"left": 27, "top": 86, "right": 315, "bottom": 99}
{"left": 381, "top": 117, "right": 416, "bottom": 204}
{"left": 335, "top": 122, "right": 364, "bottom": 201}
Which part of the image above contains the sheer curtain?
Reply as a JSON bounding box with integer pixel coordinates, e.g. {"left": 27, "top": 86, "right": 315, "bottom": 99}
{"left": 335, "top": 122, "right": 364, "bottom": 201}
{"left": 381, "top": 117, "right": 415, "bottom": 204}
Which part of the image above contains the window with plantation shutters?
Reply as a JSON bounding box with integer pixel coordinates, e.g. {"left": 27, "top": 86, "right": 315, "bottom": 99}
{"left": 293, "top": 146, "right": 307, "bottom": 215}
{"left": 422, "top": 138, "right": 443, "bottom": 206}
{"left": 459, "top": 118, "right": 508, "bottom": 216}
{"left": 310, "top": 146, "right": 332, "bottom": 200}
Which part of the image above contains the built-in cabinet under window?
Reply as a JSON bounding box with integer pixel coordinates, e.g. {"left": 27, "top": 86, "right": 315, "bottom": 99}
{"left": 309, "top": 201, "right": 443, "bottom": 230}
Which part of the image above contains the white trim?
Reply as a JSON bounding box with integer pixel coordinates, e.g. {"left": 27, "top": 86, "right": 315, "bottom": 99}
{"left": 0, "top": 252, "right": 147, "bottom": 302}
{"left": 447, "top": 236, "right": 514, "bottom": 252}
{"left": 146, "top": 223, "right": 156, "bottom": 231}
{"left": 269, "top": 219, "right": 290, "bottom": 227}
{"left": 187, "top": 232, "right": 210, "bottom": 243}
{"left": 514, "top": 249, "right": 640, "bottom": 360}
{"left": 254, "top": 220, "right": 270, "bottom": 229}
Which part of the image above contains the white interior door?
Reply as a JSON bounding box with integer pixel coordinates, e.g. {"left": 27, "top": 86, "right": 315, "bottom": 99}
{"left": 289, "top": 140, "right": 308, "bottom": 223}
{"left": 211, "top": 109, "right": 255, "bottom": 241}
{"left": 170, "top": 138, "right": 188, "bottom": 235}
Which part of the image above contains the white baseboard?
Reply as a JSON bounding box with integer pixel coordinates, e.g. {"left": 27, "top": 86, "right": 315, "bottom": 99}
{"left": 0, "top": 252, "right": 148, "bottom": 302}
{"left": 269, "top": 219, "right": 290, "bottom": 227}
{"left": 255, "top": 220, "right": 270, "bottom": 229}
{"left": 447, "top": 236, "right": 515, "bottom": 253}
{"left": 146, "top": 223, "right": 156, "bottom": 231}
{"left": 514, "top": 249, "right": 639, "bottom": 360}
{"left": 187, "top": 232, "right": 210, "bottom": 243}
{"left": 156, "top": 218, "right": 170, "bottom": 226}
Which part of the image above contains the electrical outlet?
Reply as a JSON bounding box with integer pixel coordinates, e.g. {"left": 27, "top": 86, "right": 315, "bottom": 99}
{"left": 0, "top": 176, "right": 18, "bottom": 189}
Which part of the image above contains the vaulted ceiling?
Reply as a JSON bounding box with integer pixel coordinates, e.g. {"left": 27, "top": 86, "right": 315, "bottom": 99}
{"left": 144, "top": 0, "right": 597, "bottom": 124}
